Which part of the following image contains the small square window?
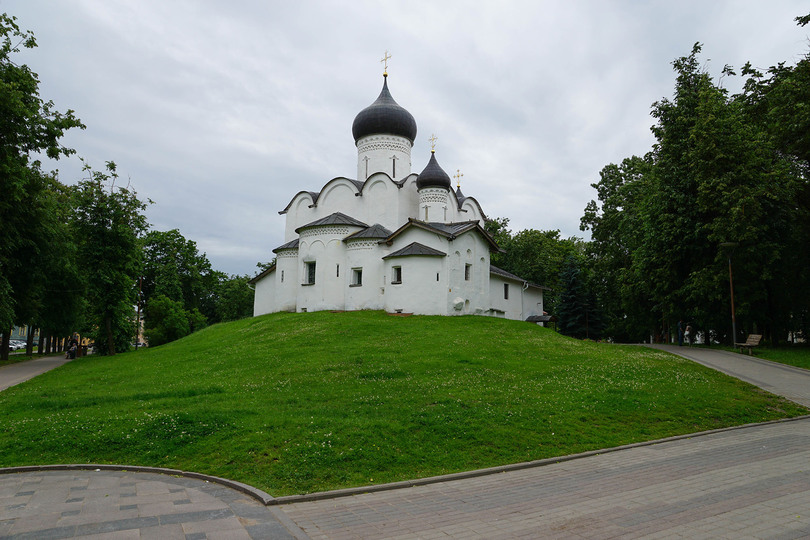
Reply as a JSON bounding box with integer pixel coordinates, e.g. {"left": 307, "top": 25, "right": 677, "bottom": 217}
{"left": 351, "top": 267, "right": 363, "bottom": 286}
{"left": 392, "top": 266, "right": 402, "bottom": 284}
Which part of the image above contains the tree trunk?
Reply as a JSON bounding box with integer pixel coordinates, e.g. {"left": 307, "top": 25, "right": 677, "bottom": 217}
{"left": 105, "top": 315, "right": 115, "bottom": 356}
{"left": 1, "top": 329, "right": 9, "bottom": 363}
{"left": 25, "top": 330, "right": 34, "bottom": 356}
{"left": 38, "top": 332, "right": 45, "bottom": 356}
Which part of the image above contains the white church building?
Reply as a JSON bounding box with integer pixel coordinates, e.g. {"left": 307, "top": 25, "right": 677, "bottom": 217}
{"left": 250, "top": 71, "right": 545, "bottom": 321}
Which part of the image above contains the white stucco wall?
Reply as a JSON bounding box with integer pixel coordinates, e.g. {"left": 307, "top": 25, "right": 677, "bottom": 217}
{"left": 383, "top": 256, "right": 446, "bottom": 315}
{"left": 522, "top": 287, "right": 544, "bottom": 319}
{"left": 345, "top": 239, "right": 386, "bottom": 311}
{"left": 252, "top": 269, "right": 276, "bottom": 316}
{"left": 488, "top": 277, "right": 544, "bottom": 321}
{"left": 356, "top": 134, "right": 412, "bottom": 182}
{"left": 446, "top": 234, "right": 490, "bottom": 315}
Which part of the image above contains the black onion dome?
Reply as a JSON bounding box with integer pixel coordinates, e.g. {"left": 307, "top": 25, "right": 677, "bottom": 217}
{"left": 416, "top": 151, "right": 452, "bottom": 190}
{"left": 352, "top": 75, "right": 417, "bottom": 143}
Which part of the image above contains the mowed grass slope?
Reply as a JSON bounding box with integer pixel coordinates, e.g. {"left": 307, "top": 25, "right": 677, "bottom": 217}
{"left": 0, "top": 311, "right": 806, "bottom": 496}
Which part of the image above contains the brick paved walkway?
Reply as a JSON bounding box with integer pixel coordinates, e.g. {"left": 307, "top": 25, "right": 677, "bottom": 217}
{"left": 0, "top": 469, "right": 306, "bottom": 539}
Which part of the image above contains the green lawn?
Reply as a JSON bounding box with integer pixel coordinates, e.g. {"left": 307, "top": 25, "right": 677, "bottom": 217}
{"left": 750, "top": 345, "right": 810, "bottom": 370}
{"left": 0, "top": 311, "right": 805, "bottom": 496}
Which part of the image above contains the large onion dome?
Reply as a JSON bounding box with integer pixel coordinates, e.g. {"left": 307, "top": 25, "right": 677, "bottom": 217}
{"left": 416, "top": 151, "right": 452, "bottom": 190}
{"left": 352, "top": 75, "right": 417, "bottom": 143}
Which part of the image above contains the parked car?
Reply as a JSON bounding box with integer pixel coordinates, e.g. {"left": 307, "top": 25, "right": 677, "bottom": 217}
{"left": 8, "top": 340, "right": 26, "bottom": 351}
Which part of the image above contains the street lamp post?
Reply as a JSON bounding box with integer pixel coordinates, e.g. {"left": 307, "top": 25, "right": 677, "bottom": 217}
{"left": 720, "top": 242, "right": 738, "bottom": 345}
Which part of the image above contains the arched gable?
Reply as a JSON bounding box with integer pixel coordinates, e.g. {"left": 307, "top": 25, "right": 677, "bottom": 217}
{"left": 280, "top": 191, "right": 317, "bottom": 215}
{"left": 318, "top": 178, "right": 361, "bottom": 214}
{"left": 460, "top": 196, "right": 486, "bottom": 223}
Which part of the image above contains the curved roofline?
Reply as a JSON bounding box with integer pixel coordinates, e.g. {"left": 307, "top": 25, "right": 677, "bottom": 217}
{"left": 459, "top": 195, "right": 487, "bottom": 221}
{"left": 279, "top": 191, "right": 319, "bottom": 215}
{"left": 362, "top": 171, "right": 414, "bottom": 191}
{"left": 281, "top": 173, "right": 416, "bottom": 214}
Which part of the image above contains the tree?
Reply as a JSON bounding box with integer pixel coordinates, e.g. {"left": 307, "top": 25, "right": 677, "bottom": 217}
{"left": 0, "top": 13, "right": 83, "bottom": 358}
{"left": 556, "top": 255, "right": 602, "bottom": 340}
{"left": 214, "top": 274, "right": 254, "bottom": 322}
{"left": 139, "top": 229, "right": 218, "bottom": 344}
{"left": 71, "top": 162, "right": 148, "bottom": 355}
{"left": 141, "top": 229, "right": 215, "bottom": 312}
{"left": 486, "top": 218, "right": 583, "bottom": 315}
{"left": 582, "top": 28, "right": 810, "bottom": 344}
{"left": 143, "top": 294, "right": 205, "bottom": 347}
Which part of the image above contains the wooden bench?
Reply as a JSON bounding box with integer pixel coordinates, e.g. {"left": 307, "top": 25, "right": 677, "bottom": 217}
{"left": 735, "top": 334, "right": 762, "bottom": 355}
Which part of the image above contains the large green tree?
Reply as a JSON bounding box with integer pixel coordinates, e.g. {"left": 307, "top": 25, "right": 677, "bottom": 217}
{"left": 71, "top": 162, "right": 148, "bottom": 355}
{"left": 581, "top": 155, "right": 655, "bottom": 341}
{"left": 583, "top": 22, "right": 809, "bottom": 344}
{"left": 0, "top": 13, "right": 83, "bottom": 358}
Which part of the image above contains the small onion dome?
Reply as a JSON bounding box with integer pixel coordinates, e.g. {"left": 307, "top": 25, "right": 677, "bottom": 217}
{"left": 352, "top": 75, "right": 417, "bottom": 143}
{"left": 416, "top": 151, "right": 452, "bottom": 190}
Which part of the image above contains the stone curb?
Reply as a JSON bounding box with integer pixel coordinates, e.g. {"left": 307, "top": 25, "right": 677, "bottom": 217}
{"left": 2, "top": 415, "right": 808, "bottom": 507}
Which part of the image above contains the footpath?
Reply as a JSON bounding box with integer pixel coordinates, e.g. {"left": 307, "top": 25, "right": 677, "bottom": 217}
{"left": 0, "top": 355, "right": 72, "bottom": 392}
{"left": 1, "top": 347, "right": 810, "bottom": 539}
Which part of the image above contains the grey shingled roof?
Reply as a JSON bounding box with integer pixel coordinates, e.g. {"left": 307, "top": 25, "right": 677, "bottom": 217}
{"left": 344, "top": 223, "right": 393, "bottom": 241}
{"left": 490, "top": 265, "right": 546, "bottom": 289}
{"left": 384, "top": 219, "right": 500, "bottom": 251}
{"left": 272, "top": 238, "right": 299, "bottom": 253}
{"left": 383, "top": 242, "right": 447, "bottom": 259}
{"left": 247, "top": 264, "right": 276, "bottom": 285}
{"left": 295, "top": 212, "right": 369, "bottom": 233}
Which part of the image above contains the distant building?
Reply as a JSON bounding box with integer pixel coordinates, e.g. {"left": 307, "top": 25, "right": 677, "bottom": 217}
{"left": 250, "top": 70, "right": 545, "bottom": 320}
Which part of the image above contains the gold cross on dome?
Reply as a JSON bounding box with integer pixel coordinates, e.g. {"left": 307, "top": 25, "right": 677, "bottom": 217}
{"left": 454, "top": 169, "right": 464, "bottom": 188}
{"left": 429, "top": 134, "right": 438, "bottom": 152}
{"left": 381, "top": 50, "right": 392, "bottom": 75}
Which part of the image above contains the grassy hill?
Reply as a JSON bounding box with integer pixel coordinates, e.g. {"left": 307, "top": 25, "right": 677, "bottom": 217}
{"left": 0, "top": 311, "right": 806, "bottom": 496}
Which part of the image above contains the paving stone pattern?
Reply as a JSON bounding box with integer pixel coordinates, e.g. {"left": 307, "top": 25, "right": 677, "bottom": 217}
{"left": 280, "top": 418, "right": 810, "bottom": 539}
{"left": 0, "top": 470, "right": 301, "bottom": 539}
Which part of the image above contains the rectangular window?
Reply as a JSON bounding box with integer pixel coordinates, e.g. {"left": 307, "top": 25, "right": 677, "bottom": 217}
{"left": 336, "top": 264, "right": 340, "bottom": 277}
{"left": 304, "top": 261, "right": 316, "bottom": 285}
{"left": 351, "top": 267, "right": 363, "bottom": 287}
{"left": 281, "top": 270, "right": 284, "bottom": 283}
{"left": 504, "top": 283, "right": 509, "bottom": 300}
{"left": 465, "top": 264, "right": 471, "bottom": 281}
{"left": 392, "top": 266, "right": 402, "bottom": 284}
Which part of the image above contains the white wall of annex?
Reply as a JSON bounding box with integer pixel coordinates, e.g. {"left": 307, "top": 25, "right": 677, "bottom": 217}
{"left": 275, "top": 252, "right": 299, "bottom": 312}
{"left": 345, "top": 242, "right": 385, "bottom": 311}
{"left": 384, "top": 256, "right": 446, "bottom": 315}
{"left": 252, "top": 270, "right": 276, "bottom": 316}
{"left": 446, "top": 234, "right": 490, "bottom": 315}
{"left": 489, "top": 276, "right": 527, "bottom": 321}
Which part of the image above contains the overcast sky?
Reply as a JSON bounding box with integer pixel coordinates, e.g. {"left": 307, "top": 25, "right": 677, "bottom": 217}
{"left": 4, "top": 1, "right": 809, "bottom": 275}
